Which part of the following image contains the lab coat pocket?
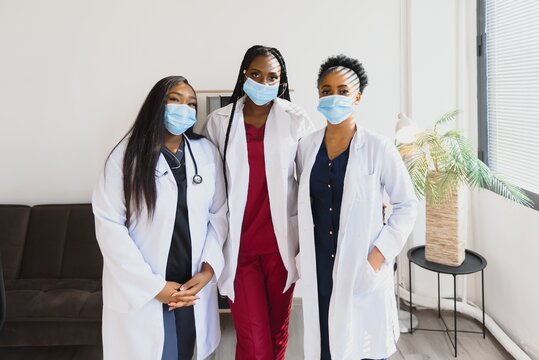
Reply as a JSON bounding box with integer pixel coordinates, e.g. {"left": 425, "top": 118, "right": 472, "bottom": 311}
{"left": 356, "top": 261, "right": 385, "bottom": 295}
{"left": 198, "top": 163, "right": 216, "bottom": 185}
{"left": 207, "top": 273, "right": 218, "bottom": 285}
{"left": 197, "top": 279, "right": 218, "bottom": 310}
{"left": 357, "top": 173, "right": 377, "bottom": 200}
{"left": 189, "top": 163, "right": 215, "bottom": 204}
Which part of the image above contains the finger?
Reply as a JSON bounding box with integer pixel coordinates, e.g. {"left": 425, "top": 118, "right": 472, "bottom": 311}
{"left": 182, "top": 274, "right": 205, "bottom": 290}
{"left": 180, "top": 279, "right": 198, "bottom": 291}
{"left": 168, "top": 303, "right": 183, "bottom": 310}
{"left": 173, "top": 295, "right": 199, "bottom": 302}
{"left": 189, "top": 285, "right": 203, "bottom": 295}
{"left": 171, "top": 295, "right": 199, "bottom": 302}
{"left": 168, "top": 300, "right": 196, "bottom": 310}
{"left": 172, "top": 286, "right": 200, "bottom": 297}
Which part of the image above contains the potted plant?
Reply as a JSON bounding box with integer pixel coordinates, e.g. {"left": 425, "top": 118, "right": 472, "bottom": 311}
{"left": 397, "top": 110, "right": 533, "bottom": 266}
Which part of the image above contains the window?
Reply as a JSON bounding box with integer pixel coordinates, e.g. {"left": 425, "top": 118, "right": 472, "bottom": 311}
{"left": 477, "top": 0, "right": 539, "bottom": 209}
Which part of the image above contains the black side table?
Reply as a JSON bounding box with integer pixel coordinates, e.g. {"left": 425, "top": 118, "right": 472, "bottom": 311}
{"left": 407, "top": 245, "right": 487, "bottom": 357}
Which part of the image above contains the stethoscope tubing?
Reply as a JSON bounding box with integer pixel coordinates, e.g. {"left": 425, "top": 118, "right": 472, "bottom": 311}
{"left": 183, "top": 136, "right": 203, "bottom": 185}
{"left": 163, "top": 135, "right": 203, "bottom": 185}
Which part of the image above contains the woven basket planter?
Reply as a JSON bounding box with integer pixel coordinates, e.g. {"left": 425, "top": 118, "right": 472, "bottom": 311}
{"left": 425, "top": 191, "right": 465, "bottom": 266}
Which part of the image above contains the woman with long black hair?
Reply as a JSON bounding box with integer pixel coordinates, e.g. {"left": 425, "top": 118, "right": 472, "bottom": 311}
{"left": 92, "top": 76, "right": 227, "bottom": 360}
{"left": 203, "top": 45, "right": 314, "bottom": 359}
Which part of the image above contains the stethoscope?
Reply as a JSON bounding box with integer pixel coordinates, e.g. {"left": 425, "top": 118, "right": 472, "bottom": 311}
{"left": 163, "top": 136, "right": 203, "bottom": 185}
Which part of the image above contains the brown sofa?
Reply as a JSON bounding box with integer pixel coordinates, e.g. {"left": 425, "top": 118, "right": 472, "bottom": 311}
{"left": 0, "top": 204, "right": 102, "bottom": 348}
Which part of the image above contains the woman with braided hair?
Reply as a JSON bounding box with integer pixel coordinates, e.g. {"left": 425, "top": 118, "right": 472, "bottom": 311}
{"left": 202, "top": 45, "right": 314, "bottom": 359}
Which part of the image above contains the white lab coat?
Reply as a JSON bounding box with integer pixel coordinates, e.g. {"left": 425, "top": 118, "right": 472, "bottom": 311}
{"left": 296, "top": 126, "right": 417, "bottom": 359}
{"left": 92, "top": 137, "right": 227, "bottom": 360}
{"left": 202, "top": 97, "right": 314, "bottom": 301}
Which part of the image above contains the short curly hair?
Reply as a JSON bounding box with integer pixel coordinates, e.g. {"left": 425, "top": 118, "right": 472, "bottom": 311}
{"left": 317, "top": 55, "right": 368, "bottom": 93}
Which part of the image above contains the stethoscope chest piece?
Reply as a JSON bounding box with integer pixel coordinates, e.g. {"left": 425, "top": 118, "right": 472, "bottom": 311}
{"left": 193, "top": 174, "right": 203, "bottom": 185}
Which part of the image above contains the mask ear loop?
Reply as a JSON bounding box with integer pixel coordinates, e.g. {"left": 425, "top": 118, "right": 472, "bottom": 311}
{"left": 278, "top": 82, "right": 288, "bottom": 98}
{"left": 241, "top": 70, "right": 247, "bottom": 97}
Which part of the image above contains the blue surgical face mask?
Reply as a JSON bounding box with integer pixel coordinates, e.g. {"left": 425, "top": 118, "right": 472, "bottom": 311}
{"left": 242, "top": 77, "right": 279, "bottom": 106}
{"left": 164, "top": 104, "right": 197, "bottom": 135}
{"left": 317, "top": 95, "right": 355, "bottom": 125}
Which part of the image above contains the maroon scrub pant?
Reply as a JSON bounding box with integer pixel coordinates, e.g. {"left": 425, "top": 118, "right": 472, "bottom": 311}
{"left": 228, "top": 252, "right": 295, "bottom": 360}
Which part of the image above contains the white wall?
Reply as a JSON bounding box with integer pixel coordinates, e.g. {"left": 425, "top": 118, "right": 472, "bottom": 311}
{"left": 0, "top": 0, "right": 401, "bottom": 204}
{"left": 474, "top": 192, "right": 539, "bottom": 358}
{"left": 401, "top": 0, "right": 462, "bottom": 302}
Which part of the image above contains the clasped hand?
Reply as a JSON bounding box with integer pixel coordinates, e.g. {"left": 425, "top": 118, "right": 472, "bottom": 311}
{"left": 155, "top": 263, "right": 214, "bottom": 310}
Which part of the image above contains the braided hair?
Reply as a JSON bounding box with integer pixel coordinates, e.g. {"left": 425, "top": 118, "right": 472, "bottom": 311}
{"left": 222, "top": 45, "right": 291, "bottom": 191}
{"left": 228, "top": 45, "right": 290, "bottom": 105}
{"left": 317, "top": 54, "right": 369, "bottom": 94}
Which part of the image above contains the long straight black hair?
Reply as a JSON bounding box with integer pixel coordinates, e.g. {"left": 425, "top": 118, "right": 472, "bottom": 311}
{"left": 111, "top": 75, "right": 201, "bottom": 226}
{"left": 222, "top": 45, "right": 291, "bottom": 189}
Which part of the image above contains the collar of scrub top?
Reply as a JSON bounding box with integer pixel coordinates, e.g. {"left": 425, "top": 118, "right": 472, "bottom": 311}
{"left": 317, "top": 124, "right": 366, "bottom": 151}
{"left": 158, "top": 135, "right": 203, "bottom": 185}
{"left": 161, "top": 141, "right": 185, "bottom": 170}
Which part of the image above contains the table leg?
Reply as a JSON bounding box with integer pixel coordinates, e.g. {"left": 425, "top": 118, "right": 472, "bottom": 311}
{"left": 453, "top": 274, "right": 457, "bottom": 357}
{"left": 438, "top": 272, "right": 441, "bottom": 318}
{"left": 482, "top": 269, "right": 485, "bottom": 339}
{"left": 409, "top": 259, "right": 413, "bottom": 334}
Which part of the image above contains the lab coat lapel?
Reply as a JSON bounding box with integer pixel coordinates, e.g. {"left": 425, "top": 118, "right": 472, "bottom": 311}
{"left": 184, "top": 137, "right": 203, "bottom": 270}
{"left": 225, "top": 102, "right": 249, "bottom": 250}
{"left": 155, "top": 152, "right": 175, "bottom": 186}
{"left": 299, "top": 130, "right": 325, "bottom": 198}
{"left": 297, "top": 129, "right": 324, "bottom": 285}
{"left": 336, "top": 127, "right": 367, "bottom": 257}
{"left": 298, "top": 129, "right": 325, "bottom": 359}
{"left": 264, "top": 102, "right": 288, "bottom": 242}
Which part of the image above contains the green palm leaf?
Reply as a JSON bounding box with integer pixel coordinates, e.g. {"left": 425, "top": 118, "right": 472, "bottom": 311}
{"left": 434, "top": 110, "right": 460, "bottom": 132}
{"left": 398, "top": 110, "right": 533, "bottom": 207}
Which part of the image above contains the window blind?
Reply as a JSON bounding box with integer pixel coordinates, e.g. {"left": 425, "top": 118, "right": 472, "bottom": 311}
{"left": 485, "top": 0, "right": 539, "bottom": 195}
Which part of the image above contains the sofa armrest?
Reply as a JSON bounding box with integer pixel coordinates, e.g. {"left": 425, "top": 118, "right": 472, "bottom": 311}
{"left": 0, "top": 248, "right": 6, "bottom": 330}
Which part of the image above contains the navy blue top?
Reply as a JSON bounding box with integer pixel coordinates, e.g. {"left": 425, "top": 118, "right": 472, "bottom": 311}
{"left": 310, "top": 140, "right": 350, "bottom": 297}
{"left": 310, "top": 139, "right": 351, "bottom": 359}
{"left": 162, "top": 141, "right": 192, "bottom": 284}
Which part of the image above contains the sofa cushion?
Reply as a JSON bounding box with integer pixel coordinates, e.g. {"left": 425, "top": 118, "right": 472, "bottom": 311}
{"left": 0, "top": 344, "right": 103, "bottom": 358}
{"left": 4, "top": 279, "right": 101, "bottom": 321}
{"left": 0, "top": 321, "right": 102, "bottom": 347}
{"left": 0, "top": 204, "right": 104, "bottom": 348}
{"left": 0, "top": 205, "right": 31, "bottom": 280}
{"left": 19, "top": 205, "right": 102, "bottom": 280}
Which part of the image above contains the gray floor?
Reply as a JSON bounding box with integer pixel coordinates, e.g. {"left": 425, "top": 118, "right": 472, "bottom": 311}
{"left": 0, "top": 303, "right": 513, "bottom": 359}
{"left": 389, "top": 308, "right": 513, "bottom": 360}
{"left": 214, "top": 302, "right": 514, "bottom": 360}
